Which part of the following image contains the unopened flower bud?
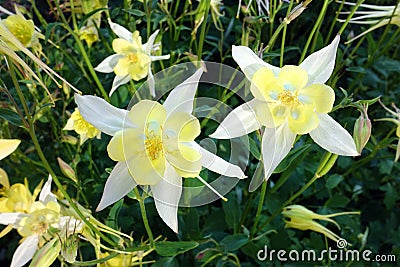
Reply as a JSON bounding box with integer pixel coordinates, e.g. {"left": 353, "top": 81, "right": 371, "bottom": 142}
{"left": 353, "top": 107, "right": 372, "bottom": 154}
{"left": 57, "top": 157, "right": 77, "bottom": 183}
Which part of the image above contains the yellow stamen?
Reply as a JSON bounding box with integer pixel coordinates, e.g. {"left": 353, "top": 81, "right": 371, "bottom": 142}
{"left": 278, "top": 90, "right": 301, "bottom": 108}
{"left": 126, "top": 53, "right": 139, "bottom": 63}
{"left": 145, "top": 130, "right": 163, "bottom": 161}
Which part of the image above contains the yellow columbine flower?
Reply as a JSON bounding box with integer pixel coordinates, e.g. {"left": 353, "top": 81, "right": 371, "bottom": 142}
{"left": 282, "top": 205, "right": 360, "bottom": 242}
{"left": 0, "top": 175, "right": 77, "bottom": 267}
{"left": 338, "top": 2, "right": 399, "bottom": 43}
{"left": 376, "top": 100, "right": 400, "bottom": 162}
{"left": 63, "top": 108, "right": 101, "bottom": 145}
{"left": 95, "top": 19, "right": 170, "bottom": 96}
{"left": 75, "top": 68, "right": 246, "bottom": 232}
{"left": 77, "top": 0, "right": 108, "bottom": 47}
{"left": 251, "top": 65, "right": 335, "bottom": 134}
{"left": 0, "top": 8, "right": 42, "bottom": 51}
{"left": 79, "top": 22, "right": 99, "bottom": 47}
{"left": 210, "top": 36, "right": 358, "bottom": 191}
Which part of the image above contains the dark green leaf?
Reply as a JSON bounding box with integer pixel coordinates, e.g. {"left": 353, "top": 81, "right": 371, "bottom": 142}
{"left": 220, "top": 234, "right": 249, "bottom": 252}
{"left": 155, "top": 241, "right": 199, "bottom": 256}
{"left": 0, "top": 108, "right": 23, "bottom": 126}
{"left": 325, "top": 174, "right": 344, "bottom": 189}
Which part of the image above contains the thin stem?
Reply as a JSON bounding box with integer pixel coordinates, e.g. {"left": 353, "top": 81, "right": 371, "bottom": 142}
{"left": 197, "top": 0, "right": 211, "bottom": 63}
{"left": 299, "top": 0, "right": 329, "bottom": 63}
{"left": 134, "top": 187, "right": 154, "bottom": 247}
{"left": 250, "top": 180, "right": 267, "bottom": 237}
{"left": 338, "top": 0, "right": 365, "bottom": 35}
{"left": 54, "top": 0, "right": 110, "bottom": 101}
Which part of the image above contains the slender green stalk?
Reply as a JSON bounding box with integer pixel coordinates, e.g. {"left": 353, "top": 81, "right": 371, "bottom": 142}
{"left": 134, "top": 187, "right": 155, "bottom": 247}
{"left": 338, "top": 0, "right": 365, "bottom": 35}
{"left": 280, "top": 0, "right": 295, "bottom": 67}
{"left": 250, "top": 180, "right": 267, "bottom": 237}
{"left": 53, "top": 0, "right": 109, "bottom": 101}
{"left": 7, "top": 58, "right": 116, "bottom": 247}
{"left": 143, "top": 0, "right": 152, "bottom": 39}
{"left": 197, "top": 0, "right": 211, "bottom": 63}
{"left": 299, "top": 0, "right": 329, "bottom": 63}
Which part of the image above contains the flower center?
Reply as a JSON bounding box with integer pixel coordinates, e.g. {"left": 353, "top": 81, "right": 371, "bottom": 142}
{"left": 145, "top": 130, "right": 163, "bottom": 161}
{"left": 126, "top": 53, "right": 139, "bottom": 63}
{"left": 278, "top": 90, "right": 300, "bottom": 108}
{"left": 30, "top": 215, "right": 49, "bottom": 235}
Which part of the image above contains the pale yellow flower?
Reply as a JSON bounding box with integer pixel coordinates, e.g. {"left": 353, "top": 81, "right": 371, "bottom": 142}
{"left": 0, "top": 8, "right": 42, "bottom": 51}
{"left": 211, "top": 36, "right": 358, "bottom": 191}
{"left": 0, "top": 176, "right": 79, "bottom": 267}
{"left": 63, "top": 108, "right": 101, "bottom": 145}
{"left": 95, "top": 19, "right": 170, "bottom": 96}
{"left": 76, "top": 68, "right": 246, "bottom": 232}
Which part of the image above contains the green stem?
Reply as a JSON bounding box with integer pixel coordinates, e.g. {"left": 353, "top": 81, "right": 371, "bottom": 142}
{"left": 54, "top": 0, "right": 109, "bottom": 101}
{"left": 7, "top": 58, "right": 116, "bottom": 247}
{"left": 250, "top": 180, "right": 267, "bottom": 237}
{"left": 299, "top": 0, "right": 329, "bottom": 63}
{"left": 197, "top": 0, "right": 211, "bottom": 63}
{"left": 134, "top": 187, "right": 154, "bottom": 247}
{"left": 338, "top": 0, "right": 365, "bottom": 36}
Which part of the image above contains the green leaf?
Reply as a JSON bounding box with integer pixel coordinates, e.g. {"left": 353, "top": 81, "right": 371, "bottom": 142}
{"left": 274, "top": 144, "right": 311, "bottom": 173}
{"left": 155, "top": 241, "right": 199, "bottom": 257}
{"left": 0, "top": 108, "right": 23, "bottom": 126}
{"left": 222, "top": 194, "right": 241, "bottom": 230}
{"left": 152, "top": 257, "right": 178, "bottom": 267}
{"left": 220, "top": 234, "right": 249, "bottom": 252}
{"left": 383, "top": 183, "right": 396, "bottom": 210}
{"left": 325, "top": 174, "right": 344, "bottom": 189}
{"left": 248, "top": 136, "right": 261, "bottom": 160}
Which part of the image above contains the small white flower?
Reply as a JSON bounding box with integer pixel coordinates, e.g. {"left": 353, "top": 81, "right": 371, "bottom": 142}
{"left": 95, "top": 19, "right": 170, "bottom": 97}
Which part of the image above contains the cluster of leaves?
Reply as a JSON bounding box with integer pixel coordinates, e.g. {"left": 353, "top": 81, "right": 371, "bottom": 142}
{"left": 0, "top": 0, "right": 399, "bottom": 266}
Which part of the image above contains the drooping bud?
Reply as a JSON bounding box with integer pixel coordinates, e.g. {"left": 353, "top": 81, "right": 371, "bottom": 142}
{"left": 57, "top": 157, "right": 77, "bottom": 183}
{"left": 353, "top": 105, "right": 372, "bottom": 154}
{"left": 282, "top": 205, "right": 360, "bottom": 242}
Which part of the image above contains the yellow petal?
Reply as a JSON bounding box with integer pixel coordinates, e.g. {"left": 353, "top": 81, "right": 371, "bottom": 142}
{"left": 287, "top": 106, "right": 319, "bottom": 134}
{"left": 166, "top": 143, "right": 202, "bottom": 177}
{"left": 251, "top": 67, "right": 279, "bottom": 101}
{"left": 298, "top": 84, "right": 335, "bottom": 113}
{"left": 164, "top": 112, "right": 200, "bottom": 142}
{"left": 107, "top": 129, "right": 144, "bottom": 162}
{"left": 112, "top": 38, "right": 134, "bottom": 54}
{"left": 270, "top": 103, "right": 289, "bottom": 127}
{"left": 128, "top": 100, "right": 166, "bottom": 129}
{"left": 127, "top": 154, "right": 165, "bottom": 185}
{"left": 278, "top": 65, "right": 308, "bottom": 92}
{"left": 0, "top": 139, "right": 21, "bottom": 160}
{"left": 6, "top": 184, "right": 32, "bottom": 213}
{"left": 0, "top": 167, "right": 9, "bottom": 189}
{"left": 113, "top": 56, "right": 132, "bottom": 77}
